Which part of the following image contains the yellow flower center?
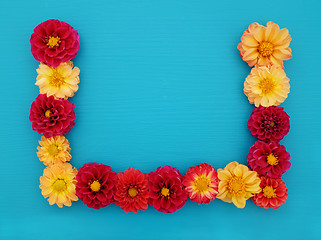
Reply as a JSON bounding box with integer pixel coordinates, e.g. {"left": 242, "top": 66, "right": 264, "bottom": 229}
{"left": 258, "top": 41, "right": 273, "bottom": 57}
{"left": 90, "top": 180, "right": 101, "bottom": 192}
{"left": 128, "top": 187, "right": 138, "bottom": 198}
{"left": 270, "top": 121, "right": 275, "bottom": 127}
{"left": 161, "top": 187, "right": 170, "bottom": 197}
{"left": 47, "top": 144, "right": 59, "bottom": 156}
{"left": 228, "top": 177, "right": 245, "bottom": 195}
{"left": 45, "top": 109, "right": 51, "bottom": 118}
{"left": 47, "top": 36, "right": 61, "bottom": 48}
{"left": 53, "top": 179, "right": 66, "bottom": 192}
{"left": 267, "top": 153, "right": 279, "bottom": 165}
{"left": 263, "top": 186, "right": 276, "bottom": 198}
{"left": 194, "top": 176, "right": 210, "bottom": 192}
{"left": 50, "top": 71, "right": 65, "bottom": 87}
{"left": 259, "top": 77, "right": 276, "bottom": 94}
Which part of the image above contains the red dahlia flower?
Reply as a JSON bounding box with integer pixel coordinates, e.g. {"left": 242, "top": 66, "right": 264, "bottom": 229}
{"left": 183, "top": 163, "right": 218, "bottom": 204}
{"left": 114, "top": 168, "right": 149, "bottom": 213}
{"left": 29, "top": 94, "right": 76, "bottom": 138}
{"left": 247, "top": 140, "right": 291, "bottom": 178}
{"left": 248, "top": 106, "right": 290, "bottom": 142}
{"left": 30, "top": 19, "right": 80, "bottom": 67}
{"left": 252, "top": 176, "right": 288, "bottom": 209}
{"left": 76, "top": 163, "right": 117, "bottom": 210}
{"left": 149, "top": 166, "right": 187, "bottom": 213}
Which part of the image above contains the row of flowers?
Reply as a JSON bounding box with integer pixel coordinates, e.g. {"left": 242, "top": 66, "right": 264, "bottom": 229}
{"left": 29, "top": 19, "right": 292, "bottom": 212}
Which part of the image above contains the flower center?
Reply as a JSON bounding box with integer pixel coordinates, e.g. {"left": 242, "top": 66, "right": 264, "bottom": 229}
{"left": 263, "top": 186, "right": 276, "bottom": 198}
{"left": 47, "top": 144, "right": 59, "bottom": 156}
{"left": 161, "top": 187, "right": 170, "bottom": 197}
{"left": 194, "top": 176, "right": 210, "bottom": 192}
{"left": 53, "top": 179, "right": 66, "bottom": 192}
{"left": 267, "top": 153, "right": 279, "bottom": 165}
{"left": 45, "top": 109, "right": 51, "bottom": 118}
{"left": 47, "top": 36, "right": 61, "bottom": 48}
{"left": 128, "top": 187, "right": 138, "bottom": 198}
{"left": 228, "top": 177, "right": 245, "bottom": 195}
{"left": 50, "top": 71, "right": 65, "bottom": 87}
{"left": 90, "top": 180, "right": 101, "bottom": 192}
{"left": 270, "top": 121, "right": 275, "bottom": 127}
{"left": 258, "top": 41, "right": 273, "bottom": 57}
{"left": 259, "top": 77, "right": 276, "bottom": 94}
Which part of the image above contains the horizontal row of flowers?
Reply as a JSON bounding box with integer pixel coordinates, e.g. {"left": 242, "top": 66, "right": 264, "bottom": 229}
{"left": 40, "top": 160, "right": 288, "bottom": 212}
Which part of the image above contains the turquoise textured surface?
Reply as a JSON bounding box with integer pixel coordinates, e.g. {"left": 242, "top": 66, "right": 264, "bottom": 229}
{"left": 0, "top": 0, "right": 321, "bottom": 239}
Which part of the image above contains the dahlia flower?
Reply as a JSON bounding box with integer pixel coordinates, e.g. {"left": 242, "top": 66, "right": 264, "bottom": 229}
{"left": 183, "top": 163, "right": 218, "bottom": 204}
{"left": 248, "top": 106, "right": 290, "bottom": 142}
{"left": 149, "top": 166, "right": 187, "bottom": 213}
{"left": 36, "top": 61, "right": 80, "bottom": 99}
{"left": 247, "top": 140, "right": 291, "bottom": 178}
{"left": 252, "top": 176, "right": 288, "bottom": 209}
{"left": 29, "top": 94, "right": 76, "bottom": 138}
{"left": 244, "top": 65, "right": 290, "bottom": 107}
{"left": 76, "top": 163, "right": 117, "bottom": 209}
{"left": 37, "top": 135, "right": 71, "bottom": 166}
{"left": 238, "top": 21, "right": 292, "bottom": 68}
{"left": 39, "top": 163, "right": 78, "bottom": 208}
{"left": 30, "top": 19, "right": 80, "bottom": 67}
{"left": 114, "top": 168, "right": 149, "bottom": 213}
{"left": 216, "top": 162, "right": 261, "bottom": 208}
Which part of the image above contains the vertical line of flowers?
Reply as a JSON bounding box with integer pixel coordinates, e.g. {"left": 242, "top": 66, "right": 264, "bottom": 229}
{"left": 29, "top": 19, "right": 80, "bottom": 208}
{"left": 238, "top": 21, "right": 292, "bottom": 209}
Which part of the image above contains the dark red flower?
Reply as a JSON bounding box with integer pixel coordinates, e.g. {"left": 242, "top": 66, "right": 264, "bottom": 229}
{"left": 29, "top": 94, "right": 75, "bottom": 138}
{"left": 114, "top": 168, "right": 149, "bottom": 213}
{"left": 76, "top": 163, "right": 117, "bottom": 210}
{"left": 248, "top": 106, "right": 290, "bottom": 142}
{"left": 148, "top": 166, "right": 187, "bottom": 213}
{"left": 30, "top": 19, "right": 80, "bottom": 67}
{"left": 247, "top": 140, "right": 291, "bottom": 178}
{"left": 252, "top": 176, "right": 288, "bottom": 209}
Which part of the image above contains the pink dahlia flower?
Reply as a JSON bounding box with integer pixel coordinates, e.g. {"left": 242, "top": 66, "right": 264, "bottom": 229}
{"left": 248, "top": 106, "right": 290, "bottom": 142}
{"left": 114, "top": 168, "right": 149, "bottom": 213}
{"left": 76, "top": 163, "right": 118, "bottom": 209}
{"left": 30, "top": 19, "right": 80, "bottom": 67}
{"left": 149, "top": 166, "right": 187, "bottom": 213}
{"left": 183, "top": 163, "right": 218, "bottom": 204}
{"left": 247, "top": 140, "right": 291, "bottom": 178}
{"left": 29, "top": 94, "right": 76, "bottom": 138}
{"left": 252, "top": 176, "right": 288, "bottom": 209}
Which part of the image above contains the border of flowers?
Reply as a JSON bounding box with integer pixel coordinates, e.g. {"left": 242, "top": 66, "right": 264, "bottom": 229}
{"left": 29, "top": 19, "right": 291, "bottom": 212}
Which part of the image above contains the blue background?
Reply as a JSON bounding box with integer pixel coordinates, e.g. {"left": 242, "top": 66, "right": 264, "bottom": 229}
{"left": 0, "top": 0, "right": 320, "bottom": 239}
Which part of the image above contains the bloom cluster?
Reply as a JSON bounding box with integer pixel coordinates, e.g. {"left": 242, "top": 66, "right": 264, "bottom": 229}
{"left": 30, "top": 19, "right": 80, "bottom": 208}
{"left": 29, "top": 20, "right": 291, "bottom": 212}
{"left": 238, "top": 21, "right": 292, "bottom": 209}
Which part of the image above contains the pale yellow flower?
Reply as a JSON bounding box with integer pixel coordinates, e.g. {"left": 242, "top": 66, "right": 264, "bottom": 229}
{"left": 244, "top": 65, "right": 290, "bottom": 107}
{"left": 40, "top": 163, "right": 78, "bottom": 208}
{"left": 216, "top": 161, "right": 261, "bottom": 208}
{"left": 238, "top": 21, "right": 292, "bottom": 68}
{"left": 37, "top": 135, "right": 71, "bottom": 166}
{"left": 36, "top": 61, "right": 80, "bottom": 99}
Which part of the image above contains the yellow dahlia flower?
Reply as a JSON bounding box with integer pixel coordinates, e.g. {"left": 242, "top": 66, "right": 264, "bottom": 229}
{"left": 244, "top": 65, "right": 290, "bottom": 107}
{"left": 36, "top": 61, "right": 80, "bottom": 99}
{"left": 37, "top": 135, "right": 71, "bottom": 166}
{"left": 216, "top": 161, "right": 261, "bottom": 208}
{"left": 40, "top": 163, "right": 78, "bottom": 208}
{"left": 238, "top": 21, "right": 292, "bottom": 68}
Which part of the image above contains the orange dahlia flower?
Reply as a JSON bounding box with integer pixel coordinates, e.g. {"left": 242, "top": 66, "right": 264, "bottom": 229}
{"left": 216, "top": 162, "right": 261, "bottom": 208}
{"left": 183, "top": 163, "right": 218, "bottom": 204}
{"left": 238, "top": 21, "right": 292, "bottom": 68}
{"left": 37, "top": 135, "right": 71, "bottom": 166}
{"left": 244, "top": 65, "right": 290, "bottom": 107}
{"left": 40, "top": 163, "right": 78, "bottom": 208}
